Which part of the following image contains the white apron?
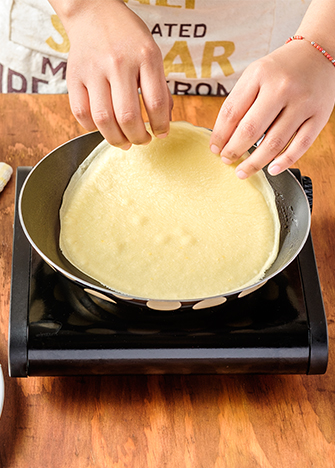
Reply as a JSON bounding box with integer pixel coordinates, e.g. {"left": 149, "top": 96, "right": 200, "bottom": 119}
{"left": 0, "top": 0, "right": 311, "bottom": 94}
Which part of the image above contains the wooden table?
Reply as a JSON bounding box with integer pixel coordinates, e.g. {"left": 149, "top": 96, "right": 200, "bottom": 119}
{"left": 0, "top": 94, "right": 334, "bottom": 468}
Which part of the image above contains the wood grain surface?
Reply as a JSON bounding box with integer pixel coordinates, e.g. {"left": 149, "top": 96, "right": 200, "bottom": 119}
{"left": 0, "top": 94, "right": 334, "bottom": 468}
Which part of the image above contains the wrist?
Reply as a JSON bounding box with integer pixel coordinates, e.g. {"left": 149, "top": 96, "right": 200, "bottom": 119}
{"left": 295, "top": 0, "right": 335, "bottom": 58}
{"left": 285, "top": 35, "right": 335, "bottom": 69}
{"left": 48, "top": 0, "right": 125, "bottom": 31}
{"left": 295, "top": 31, "right": 335, "bottom": 59}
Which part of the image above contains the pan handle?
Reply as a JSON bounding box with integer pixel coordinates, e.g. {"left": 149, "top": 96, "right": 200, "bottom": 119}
{"left": 290, "top": 168, "right": 313, "bottom": 213}
{"left": 302, "top": 176, "right": 313, "bottom": 214}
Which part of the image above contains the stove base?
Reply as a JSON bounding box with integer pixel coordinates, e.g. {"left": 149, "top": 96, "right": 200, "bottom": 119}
{"left": 9, "top": 167, "right": 329, "bottom": 376}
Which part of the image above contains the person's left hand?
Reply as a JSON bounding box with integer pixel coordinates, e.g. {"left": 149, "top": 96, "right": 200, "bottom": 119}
{"left": 209, "top": 40, "right": 335, "bottom": 178}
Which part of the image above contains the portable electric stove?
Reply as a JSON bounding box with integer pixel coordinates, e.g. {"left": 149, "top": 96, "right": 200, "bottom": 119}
{"left": 9, "top": 167, "right": 328, "bottom": 377}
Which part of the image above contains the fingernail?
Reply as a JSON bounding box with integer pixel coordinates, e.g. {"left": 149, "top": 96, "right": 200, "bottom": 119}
{"left": 121, "top": 143, "right": 132, "bottom": 151}
{"left": 210, "top": 144, "right": 221, "bottom": 155}
{"left": 221, "top": 156, "right": 233, "bottom": 165}
{"left": 156, "top": 132, "right": 168, "bottom": 139}
{"left": 236, "top": 169, "right": 248, "bottom": 180}
{"left": 268, "top": 164, "right": 281, "bottom": 176}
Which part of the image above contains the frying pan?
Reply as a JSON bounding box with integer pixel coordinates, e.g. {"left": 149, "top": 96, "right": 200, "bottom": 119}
{"left": 19, "top": 130, "right": 311, "bottom": 311}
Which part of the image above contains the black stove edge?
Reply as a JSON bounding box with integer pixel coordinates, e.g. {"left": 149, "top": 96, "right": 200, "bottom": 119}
{"left": 8, "top": 167, "right": 32, "bottom": 377}
{"left": 298, "top": 234, "right": 329, "bottom": 374}
{"left": 290, "top": 169, "right": 329, "bottom": 375}
{"left": 26, "top": 348, "right": 310, "bottom": 376}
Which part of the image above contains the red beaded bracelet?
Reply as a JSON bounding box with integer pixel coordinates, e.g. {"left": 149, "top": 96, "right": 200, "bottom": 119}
{"left": 285, "top": 35, "right": 335, "bottom": 67}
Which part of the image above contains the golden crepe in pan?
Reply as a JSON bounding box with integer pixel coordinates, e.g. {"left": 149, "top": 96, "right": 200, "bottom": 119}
{"left": 59, "top": 121, "right": 280, "bottom": 300}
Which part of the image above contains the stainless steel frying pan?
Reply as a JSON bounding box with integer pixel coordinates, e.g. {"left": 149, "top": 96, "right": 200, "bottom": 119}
{"left": 19, "top": 130, "right": 311, "bottom": 311}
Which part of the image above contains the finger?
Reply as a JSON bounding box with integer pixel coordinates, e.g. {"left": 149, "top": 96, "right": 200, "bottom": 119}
{"left": 233, "top": 110, "right": 303, "bottom": 178}
{"left": 235, "top": 117, "right": 315, "bottom": 179}
{"left": 235, "top": 131, "right": 297, "bottom": 179}
{"left": 267, "top": 120, "right": 317, "bottom": 176}
{"left": 110, "top": 70, "right": 152, "bottom": 146}
{"left": 219, "top": 97, "right": 284, "bottom": 166}
{"left": 209, "top": 74, "right": 260, "bottom": 154}
{"left": 67, "top": 78, "right": 97, "bottom": 132}
{"left": 140, "top": 56, "right": 172, "bottom": 139}
{"left": 87, "top": 77, "right": 131, "bottom": 149}
{"left": 168, "top": 85, "right": 174, "bottom": 119}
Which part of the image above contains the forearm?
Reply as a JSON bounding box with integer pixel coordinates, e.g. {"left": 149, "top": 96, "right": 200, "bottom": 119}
{"left": 295, "top": 0, "right": 335, "bottom": 52}
{"left": 47, "top": 0, "right": 126, "bottom": 35}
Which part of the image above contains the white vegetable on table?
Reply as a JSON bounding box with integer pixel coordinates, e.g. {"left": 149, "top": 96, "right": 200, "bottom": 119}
{"left": 0, "top": 162, "right": 13, "bottom": 192}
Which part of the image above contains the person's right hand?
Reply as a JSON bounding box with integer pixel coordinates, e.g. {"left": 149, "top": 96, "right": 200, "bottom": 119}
{"left": 54, "top": 0, "right": 173, "bottom": 149}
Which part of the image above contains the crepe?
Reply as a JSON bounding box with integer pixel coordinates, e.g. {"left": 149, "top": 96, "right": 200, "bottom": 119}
{"left": 59, "top": 121, "right": 280, "bottom": 300}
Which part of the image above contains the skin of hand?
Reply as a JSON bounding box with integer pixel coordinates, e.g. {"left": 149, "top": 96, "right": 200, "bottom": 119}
{"left": 49, "top": 0, "right": 173, "bottom": 149}
{"left": 209, "top": 39, "right": 335, "bottom": 179}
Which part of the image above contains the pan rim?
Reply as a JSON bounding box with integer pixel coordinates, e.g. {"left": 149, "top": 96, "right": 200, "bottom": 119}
{"left": 18, "top": 130, "right": 312, "bottom": 304}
